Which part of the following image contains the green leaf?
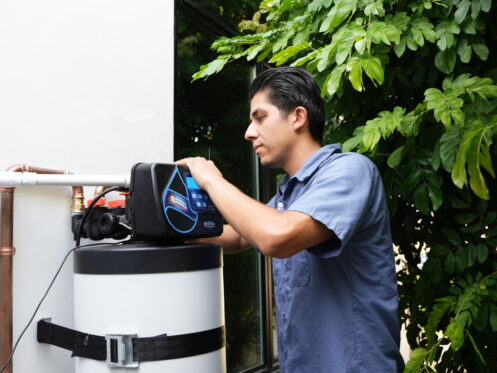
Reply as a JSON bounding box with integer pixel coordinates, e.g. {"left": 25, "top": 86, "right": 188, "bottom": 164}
{"left": 411, "top": 27, "right": 424, "bottom": 46}
{"left": 406, "top": 35, "right": 418, "bottom": 51}
{"left": 354, "top": 37, "right": 366, "bottom": 54}
{"left": 465, "top": 20, "right": 477, "bottom": 34}
{"left": 342, "top": 128, "right": 363, "bottom": 151}
{"left": 393, "top": 38, "right": 406, "bottom": 57}
{"left": 443, "top": 228, "right": 462, "bottom": 246}
{"left": 446, "top": 318, "right": 465, "bottom": 351}
{"left": 435, "top": 49, "right": 457, "bottom": 74}
{"left": 404, "top": 348, "right": 427, "bottom": 373}
{"left": 450, "top": 123, "right": 493, "bottom": 192}
{"left": 456, "top": 310, "right": 470, "bottom": 327}
{"left": 426, "top": 298, "right": 452, "bottom": 345}
{"left": 425, "top": 88, "right": 464, "bottom": 128}
{"left": 399, "top": 111, "right": 420, "bottom": 137}
{"left": 440, "top": 127, "right": 461, "bottom": 171}
{"left": 471, "top": 0, "right": 482, "bottom": 18}
{"left": 455, "top": 0, "right": 471, "bottom": 24}
{"left": 444, "top": 252, "right": 455, "bottom": 275}
{"left": 481, "top": 0, "right": 492, "bottom": 12}
{"left": 364, "top": 0, "right": 385, "bottom": 16}
{"left": 426, "top": 171, "right": 443, "bottom": 210}
{"left": 414, "top": 183, "right": 430, "bottom": 214}
{"left": 477, "top": 243, "right": 488, "bottom": 263}
{"left": 482, "top": 211, "right": 497, "bottom": 225}
{"left": 192, "top": 57, "right": 230, "bottom": 81}
{"left": 387, "top": 146, "right": 405, "bottom": 168}
{"left": 323, "top": 65, "right": 347, "bottom": 97}
{"left": 473, "top": 43, "right": 489, "bottom": 61}
{"left": 388, "top": 12, "right": 411, "bottom": 32}
{"left": 475, "top": 302, "right": 489, "bottom": 331}
{"left": 432, "top": 141, "right": 442, "bottom": 171}
{"left": 436, "top": 21, "right": 460, "bottom": 50}
{"left": 347, "top": 57, "right": 363, "bottom": 91}
{"left": 450, "top": 192, "right": 472, "bottom": 209}
{"left": 489, "top": 304, "right": 497, "bottom": 332}
{"left": 362, "top": 122, "right": 380, "bottom": 149}
{"left": 317, "top": 45, "right": 334, "bottom": 72}
{"left": 454, "top": 213, "right": 477, "bottom": 225}
{"left": 361, "top": 56, "right": 384, "bottom": 86}
{"left": 272, "top": 29, "right": 294, "bottom": 53}
{"left": 368, "top": 21, "right": 401, "bottom": 46}
{"left": 247, "top": 43, "right": 265, "bottom": 61}
{"left": 465, "top": 123, "right": 495, "bottom": 199}
{"left": 460, "top": 221, "right": 482, "bottom": 234}
{"left": 335, "top": 30, "right": 356, "bottom": 65}
{"left": 291, "top": 50, "right": 318, "bottom": 67}
{"left": 319, "top": 0, "right": 357, "bottom": 33}
{"left": 457, "top": 39, "right": 472, "bottom": 63}
{"left": 467, "top": 243, "right": 477, "bottom": 267}
{"left": 269, "top": 42, "right": 310, "bottom": 66}
{"left": 455, "top": 246, "right": 467, "bottom": 273}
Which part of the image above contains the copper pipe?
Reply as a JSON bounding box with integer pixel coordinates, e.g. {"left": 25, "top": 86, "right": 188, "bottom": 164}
{"left": 0, "top": 187, "right": 14, "bottom": 373}
{"left": 6, "top": 165, "right": 85, "bottom": 214}
{"left": 0, "top": 165, "right": 85, "bottom": 373}
{"left": 94, "top": 185, "right": 111, "bottom": 197}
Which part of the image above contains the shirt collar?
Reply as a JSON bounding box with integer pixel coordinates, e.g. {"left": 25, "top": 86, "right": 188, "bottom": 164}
{"left": 278, "top": 144, "right": 342, "bottom": 193}
{"left": 293, "top": 143, "right": 342, "bottom": 182}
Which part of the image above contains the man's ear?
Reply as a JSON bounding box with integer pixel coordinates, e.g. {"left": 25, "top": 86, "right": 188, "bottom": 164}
{"left": 292, "top": 106, "right": 309, "bottom": 131}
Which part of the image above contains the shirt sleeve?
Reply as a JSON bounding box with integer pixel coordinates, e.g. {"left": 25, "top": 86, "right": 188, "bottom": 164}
{"left": 266, "top": 195, "right": 277, "bottom": 209}
{"left": 287, "top": 153, "right": 378, "bottom": 258}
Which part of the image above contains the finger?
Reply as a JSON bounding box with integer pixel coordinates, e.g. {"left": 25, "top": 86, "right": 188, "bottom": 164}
{"left": 174, "top": 158, "right": 190, "bottom": 166}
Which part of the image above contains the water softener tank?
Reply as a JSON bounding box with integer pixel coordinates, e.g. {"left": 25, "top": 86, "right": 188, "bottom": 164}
{"left": 73, "top": 242, "right": 226, "bottom": 372}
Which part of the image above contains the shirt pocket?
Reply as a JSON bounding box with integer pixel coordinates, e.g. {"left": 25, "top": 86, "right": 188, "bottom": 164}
{"left": 288, "top": 251, "right": 310, "bottom": 287}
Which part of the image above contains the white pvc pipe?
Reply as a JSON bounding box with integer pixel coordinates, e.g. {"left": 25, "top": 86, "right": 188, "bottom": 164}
{"left": 0, "top": 172, "right": 131, "bottom": 188}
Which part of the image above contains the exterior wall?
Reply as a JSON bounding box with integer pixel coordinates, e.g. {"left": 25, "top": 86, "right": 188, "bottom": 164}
{"left": 0, "top": 1, "right": 174, "bottom": 371}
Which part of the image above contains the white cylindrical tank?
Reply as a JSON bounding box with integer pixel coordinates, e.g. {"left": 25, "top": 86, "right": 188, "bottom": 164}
{"left": 73, "top": 242, "right": 226, "bottom": 373}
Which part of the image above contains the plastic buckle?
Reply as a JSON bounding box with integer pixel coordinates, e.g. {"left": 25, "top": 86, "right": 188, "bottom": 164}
{"left": 105, "top": 334, "right": 139, "bottom": 368}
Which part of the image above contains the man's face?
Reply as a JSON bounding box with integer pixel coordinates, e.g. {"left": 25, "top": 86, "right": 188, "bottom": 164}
{"left": 245, "top": 90, "right": 295, "bottom": 168}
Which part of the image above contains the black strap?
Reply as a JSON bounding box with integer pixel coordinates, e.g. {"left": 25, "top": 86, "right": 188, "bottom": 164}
{"left": 37, "top": 319, "right": 225, "bottom": 363}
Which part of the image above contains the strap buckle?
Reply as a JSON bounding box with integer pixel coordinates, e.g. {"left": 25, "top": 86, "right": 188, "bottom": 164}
{"left": 105, "top": 334, "right": 139, "bottom": 368}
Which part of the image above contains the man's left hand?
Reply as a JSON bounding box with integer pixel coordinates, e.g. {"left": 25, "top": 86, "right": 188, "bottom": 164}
{"left": 175, "top": 157, "right": 223, "bottom": 190}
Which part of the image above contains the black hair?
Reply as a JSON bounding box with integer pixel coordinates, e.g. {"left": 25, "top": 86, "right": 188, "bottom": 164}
{"left": 249, "top": 66, "right": 325, "bottom": 143}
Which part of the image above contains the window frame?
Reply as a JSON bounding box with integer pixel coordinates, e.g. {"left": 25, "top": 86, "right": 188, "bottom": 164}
{"left": 174, "top": 1, "right": 279, "bottom": 372}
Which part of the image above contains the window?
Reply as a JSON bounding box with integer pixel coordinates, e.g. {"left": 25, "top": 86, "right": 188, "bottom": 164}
{"left": 175, "top": 1, "right": 279, "bottom": 372}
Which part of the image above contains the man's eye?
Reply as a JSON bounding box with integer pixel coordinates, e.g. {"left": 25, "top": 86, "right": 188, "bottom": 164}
{"left": 257, "top": 116, "right": 265, "bottom": 121}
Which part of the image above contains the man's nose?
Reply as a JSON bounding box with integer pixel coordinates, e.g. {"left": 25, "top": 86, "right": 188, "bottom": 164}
{"left": 244, "top": 122, "right": 257, "bottom": 141}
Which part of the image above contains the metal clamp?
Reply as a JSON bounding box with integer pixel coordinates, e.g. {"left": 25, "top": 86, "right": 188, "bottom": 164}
{"left": 105, "top": 334, "right": 139, "bottom": 368}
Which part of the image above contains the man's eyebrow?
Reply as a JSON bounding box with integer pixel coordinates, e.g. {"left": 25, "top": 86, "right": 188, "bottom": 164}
{"left": 250, "top": 108, "right": 264, "bottom": 120}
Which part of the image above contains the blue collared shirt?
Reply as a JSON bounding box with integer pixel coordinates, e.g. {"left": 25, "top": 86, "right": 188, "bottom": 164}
{"left": 267, "top": 144, "right": 404, "bottom": 373}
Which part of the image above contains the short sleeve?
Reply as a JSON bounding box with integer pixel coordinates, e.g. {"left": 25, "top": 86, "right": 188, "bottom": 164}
{"left": 266, "top": 195, "right": 277, "bottom": 209}
{"left": 287, "top": 153, "right": 377, "bottom": 258}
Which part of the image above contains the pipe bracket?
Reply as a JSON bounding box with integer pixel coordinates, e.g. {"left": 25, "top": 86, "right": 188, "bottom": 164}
{"left": 0, "top": 246, "right": 15, "bottom": 256}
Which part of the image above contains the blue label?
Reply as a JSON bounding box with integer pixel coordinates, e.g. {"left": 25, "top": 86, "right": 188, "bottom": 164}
{"left": 164, "top": 190, "right": 197, "bottom": 220}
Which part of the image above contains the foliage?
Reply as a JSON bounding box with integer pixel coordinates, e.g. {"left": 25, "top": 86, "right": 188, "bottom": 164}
{"left": 193, "top": 0, "right": 497, "bottom": 371}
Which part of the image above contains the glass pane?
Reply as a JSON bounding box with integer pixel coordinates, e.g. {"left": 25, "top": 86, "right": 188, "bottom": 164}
{"left": 175, "top": 1, "right": 262, "bottom": 371}
{"left": 260, "top": 168, "right": 285, "bottom": 364}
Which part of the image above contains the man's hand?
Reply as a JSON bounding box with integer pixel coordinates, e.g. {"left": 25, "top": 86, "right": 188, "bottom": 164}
{"left": 175, "top": 157, "right": 223, "bottom": 190}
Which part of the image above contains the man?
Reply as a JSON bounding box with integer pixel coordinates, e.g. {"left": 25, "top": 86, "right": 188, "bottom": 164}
{"left": 177, "top": 67, "right": 404, "bottom": 372}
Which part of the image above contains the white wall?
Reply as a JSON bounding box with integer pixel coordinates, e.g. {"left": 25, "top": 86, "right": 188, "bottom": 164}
{"left": 0, "top": 1, "right": 175, "bottom": 371}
